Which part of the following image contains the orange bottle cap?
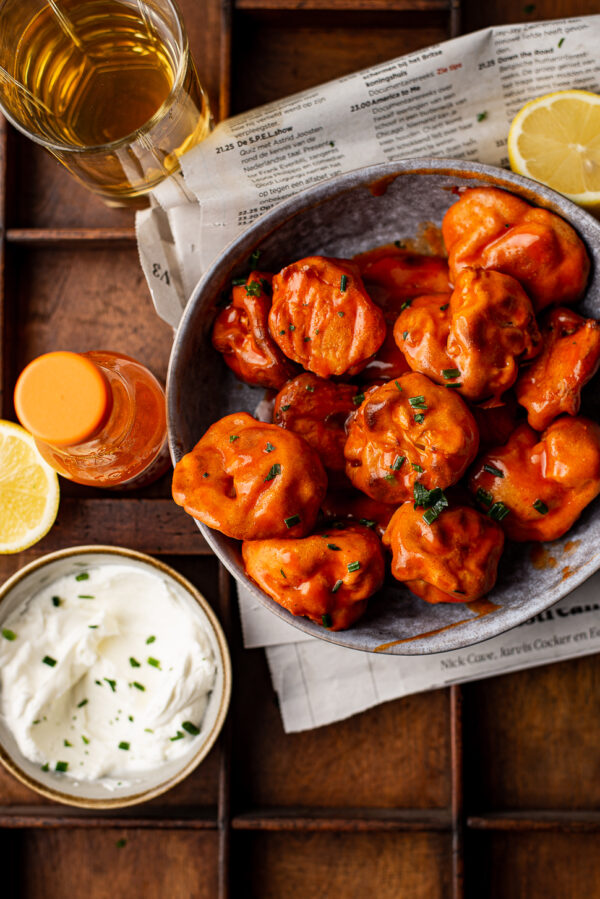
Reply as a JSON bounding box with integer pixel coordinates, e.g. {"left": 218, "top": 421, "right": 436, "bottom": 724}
{"left": 14, "top": 352, "right": 112, "bottom": 446}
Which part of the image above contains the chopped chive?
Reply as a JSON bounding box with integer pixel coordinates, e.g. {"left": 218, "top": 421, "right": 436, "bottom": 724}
{"left": 245, "top": 281, "right": 262, "bottom": 297}
{"left": 33, "top": 720, "right": 41, "bottom": 725}
{"left": 305, "top": 384, "right": 315, "bottom": 392}
{"left": 264, "top": 463, "right": 281, "bottom": 482}
{"left": 95, "top": 680, "right": 103, "bottom": 686}
{"left": 402, "top": 331, "right": 409, "bottom": 340}
{"left": 75, "top": 573, "right": 89, "bottom": 581}
{"left": 116, "top": 839, "right": 127, "bottom": 849}
{"left": 281, "top": 404, "right": 291, "bottom": 412}
{"left": 322, "top": 613, "right": 333, "bottom": 628}
{"left": 422, "top": 507, "right": 439, "bottom": 525}
{"left": 391, "top": 455, "right": 406, "bottom": 470}
{"left": 359, "top": 519, "right": 376, "bottom": 528}
{"left": 249, "top": 249, "right": 261, "bottom": 268}
{"left": 170, "top": 731, "right": 184, "bottom": 741}
{"left": 445, "top": 383, "right": 462, "bottom": 389}
{"left": 400, "top": 299, "right": 412, "bottom": 311}
{"left": 340, "top": 274, "right": 348, "bottom": 292}
{"left": 384, "top": 473, "right": 396, "bottom": 482}
{"left": 265, "top": 442, "right": 275, "bottom": 453}
{"left": 280, "top": 568, "right": 287, "bottom": 579}
{"left": 52, "top": 596, "right": 62, "bottom": 607}
{"left": 129, "top": 657, "right": 141, "bottom": 668}
{"left": 289, "top": 324, "right": 296, "bottom": 332}
{"left": 408, "top": 395, "right": 427, "bottom": 408}
{"left": 558, "top": 37, "right": 565, "bottom": 47}
{"left": 41, "top": 763, "right": 49, "bottom": 772}
{"left": 82, "top": 735, "right": 90, "bottom": 744}
{"left": 128, "top": 716, "right": 134, "bottom": 722}
{"left": 64, "top": 739, "right": 72, "bottom": 747}
{"left": 77, "top": 698, "right": 88, "bottom": 708}
{"left": 533, "top": 499, "right": 549, "bottom": 515}
{"left": 394, "top": 240, "right": 406, "bottom": 249}
{"left": 279, "top": 329, "right": 285, "bottom": 335}
{"left": 88, "top": 625, "right": 98, "bottom": 629}
{"left": 229, "top": 434, "right": 239, "bottom": 443}
{"left": 231, "top": 277, "right": 246, "bottom": 286}
{"left": 147, "top": 657, "right": 161, "bottom": 669}
{"left": 78, "top": 595, "right": 94, "bottom": 599}
{"left": 144, "top": 728, "right": 154, "bottom": 733}
{"left": 202, "top": 472, "right": 209, "bottom": 478}
{"left": 118, "top": 741, "right": 130, "bottom": 751}
{"left": 353, "top": 392, "right": 366, "bottom": 406}
{"left": 394, "top": 380, "right": 402, "bottom": 392}
{"left": 442, "top": 369, "right": 460, "bottom": 380}
{"left": 477, "top": 111, "right": 488, "bottom": 122}
{"left": 285, "top": 514, "right": 301, "bottom": 528}
{"left": 104, "top": 678, "right": 117, "bottom": 692}
{"left": 55, "top": 761, "right": 68, "bottom": 773}
{"left": 327, "top": 544, "right": 341, "bottom": 551}
{"left": 476, "top": 488, "right": 494, "bottom": 508}
{"left": 146, "top": 636, "right": 156, "bottom": 644}
{"left": 332, "top": 579, "right": 343, "bottom": 593}
{"left": 42, "top": 655, "right": 57, "bottom": 667}
{"left": 182, "top": 721, "right": 200, "bottom": 736}
{"left": 484, "top": 464, "right": 504, "bottom": 478}
{"left": 2, "top": 628, "right": 16, "bottom": 641}
{"left": 440, "top": 303, "right": 449, "bottom": 311}
{"left": 412, "top": 463, "right": 424, "bottom": 473}
{"left": 131, "top": 682, "right": 145, "bottom": 691}
{"left": 414, "top": 413, "right": 426, "bottom": 424}
{"left": 347, "top": 561, "right": 361, "bottom": 572}
{"left": 303, "top": 336, "right": 311, "bottom": 342}
{"left": 338, "top": 311, "right": 345, "bottom": 317}
{"left": 489, "top": 501, "right": 510, "bottom": 522}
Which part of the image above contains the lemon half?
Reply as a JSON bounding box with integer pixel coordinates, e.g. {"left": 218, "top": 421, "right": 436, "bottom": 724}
{"left": 0, "top": 420, "right": 59, "bottom": 553}
{"left": 508, "top": 90, "right": 600, "bottom": 213}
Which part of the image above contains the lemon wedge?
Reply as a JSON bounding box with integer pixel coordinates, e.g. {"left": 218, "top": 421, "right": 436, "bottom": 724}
{"left": 508, "top": 90, "right": 600, "bottom": 213}
{"left": 0, "top": 420, "right": 59, "bottom": 553}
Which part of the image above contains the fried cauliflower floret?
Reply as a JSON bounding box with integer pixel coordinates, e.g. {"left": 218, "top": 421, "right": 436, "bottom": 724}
{"left": 382, "top": 503, "right": 504, "bottom": 604}
{"left": 469, "top": 417, "right": 600, "bottom": 542}
{"left": 172, "top": 412, "right": 327, "bottom": 540}
{"left": 393, "top": 293, "right": 453, "bottom": 384}
{"left": 212, "top": 271, "right": 297, "bottom": 389}
{"left": 242, "top": 524, "right": 386, "bottom": 630}
{"left": 516, "top": 308, "right": 600, "bottom": 431}
{"left": 442, "top": 187, "right": 590, "bottom": 311}
{"left": 269, "top": 256, "right": 386, "bottom": 378}
{"left": 344, "top": 372, "right": 479, "bottom": 504}
{"left": 356, "top": 248, "right": 450, "bottom": 382}
{"left": 273, "top": 373, "right": 358, "bottom": 473}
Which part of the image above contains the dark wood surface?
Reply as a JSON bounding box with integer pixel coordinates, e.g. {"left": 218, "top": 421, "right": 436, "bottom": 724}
{"left": 1, "top": 1, "right": 600, "bottom": 896}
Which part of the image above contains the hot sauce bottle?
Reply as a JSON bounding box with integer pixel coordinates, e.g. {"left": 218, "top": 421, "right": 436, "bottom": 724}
{"left": 14, "top": 351, "right": 170, "bottom": 487}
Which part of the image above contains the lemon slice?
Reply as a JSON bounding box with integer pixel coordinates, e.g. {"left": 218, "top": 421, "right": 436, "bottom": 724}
{"left": 0, "top": 420, "right": 59, "bottom": 553}
{"left": 508, "top": 90, "right": 600, "bottom": 213}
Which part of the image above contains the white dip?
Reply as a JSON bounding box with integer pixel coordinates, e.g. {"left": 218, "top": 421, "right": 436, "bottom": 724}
{"left": 0, "top": 563, "right": 216, "bottom": 784}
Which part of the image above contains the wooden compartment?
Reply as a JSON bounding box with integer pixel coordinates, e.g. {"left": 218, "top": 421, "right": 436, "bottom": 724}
{"left": 1, "top": 0, "right": 597, "bottom": 896}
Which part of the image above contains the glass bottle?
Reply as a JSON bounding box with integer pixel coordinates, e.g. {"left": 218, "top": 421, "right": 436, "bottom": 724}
{"left": 14, "top": 351, "right": 170, "bottom": 487}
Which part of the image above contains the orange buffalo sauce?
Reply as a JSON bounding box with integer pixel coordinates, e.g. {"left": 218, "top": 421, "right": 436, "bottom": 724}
{"left": 14, "top": 351, "right": 169, "bottom": 487}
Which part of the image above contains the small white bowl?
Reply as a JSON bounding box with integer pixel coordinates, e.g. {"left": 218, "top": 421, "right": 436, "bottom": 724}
{"left": 0, "top": 545, "right": 231, "bottom": 809}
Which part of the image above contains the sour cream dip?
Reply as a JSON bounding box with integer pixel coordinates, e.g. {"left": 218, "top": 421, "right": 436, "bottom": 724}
{"left": 0, "top": 563, "right": 216, "bottom": 786}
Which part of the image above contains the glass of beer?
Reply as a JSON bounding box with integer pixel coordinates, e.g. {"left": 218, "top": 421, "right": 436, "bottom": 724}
{"left": 0, "top": 0, "right": 213, "bottom": 205}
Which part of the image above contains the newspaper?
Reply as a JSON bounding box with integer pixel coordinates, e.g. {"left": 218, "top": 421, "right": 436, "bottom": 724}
{"left": 136, "top": 15, "right": 600, "bottom": 326}
{"left": 135, "top": 15, "right": 600, "bottom": 732}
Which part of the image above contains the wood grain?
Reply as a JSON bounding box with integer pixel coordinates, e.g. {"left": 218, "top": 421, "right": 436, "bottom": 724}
{"left": 233, "top": 645, "right": 452, "bottom": 809}
{"left": 12, "top": 829, "right": 219, "bottom": 899}
{"left": 236, "top": 831, "right": 453, "bottom": 898}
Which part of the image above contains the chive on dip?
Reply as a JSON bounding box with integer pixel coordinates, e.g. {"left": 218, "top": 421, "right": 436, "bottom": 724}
{"left": 0, "top": 564, "right": 215, "bottom": 787}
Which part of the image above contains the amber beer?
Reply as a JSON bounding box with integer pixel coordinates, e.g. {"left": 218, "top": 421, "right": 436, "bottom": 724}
{"left": 0, "top": 0, "right": 212, "bottom": 204}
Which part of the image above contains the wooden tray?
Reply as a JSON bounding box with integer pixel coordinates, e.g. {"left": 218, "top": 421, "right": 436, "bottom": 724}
{"left": 1, "top": 1, "right": 600, "bottom": 896}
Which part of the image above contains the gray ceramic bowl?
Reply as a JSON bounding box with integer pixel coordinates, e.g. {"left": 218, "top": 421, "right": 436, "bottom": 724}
{"left": 167, "top": 158, "right": 600, "bottom": 655}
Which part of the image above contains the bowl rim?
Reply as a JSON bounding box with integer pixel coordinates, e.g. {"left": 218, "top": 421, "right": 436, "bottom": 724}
{"left": 0, "top": 544, "right": 232, "bottom": 809}
{"left": 167, "top": 156, "right": 600, "bottom": 655}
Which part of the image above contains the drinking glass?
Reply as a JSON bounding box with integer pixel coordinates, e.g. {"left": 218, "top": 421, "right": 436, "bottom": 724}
{"left": 0, "top": 0, "right": 213, "bottom": 205}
